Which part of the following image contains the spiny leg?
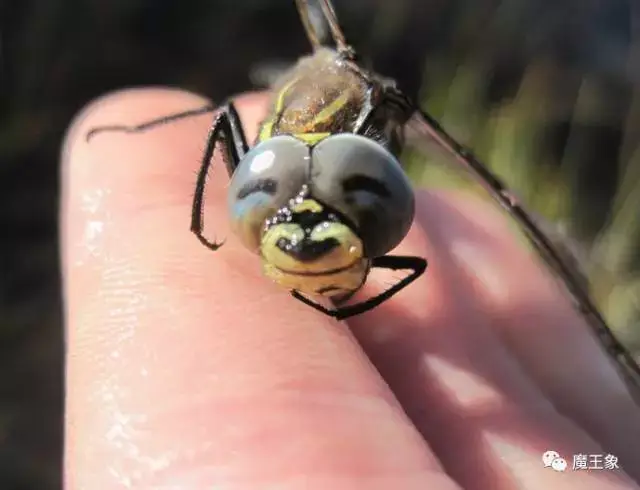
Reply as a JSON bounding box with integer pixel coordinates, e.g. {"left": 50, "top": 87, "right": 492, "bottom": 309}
{"left": 350, "top": 76, "right": 414, "bottom": 138}
{"left": 85, "top": 104, "right": 215, "bottom": 141}
{"left": 191, "top": 102, "right": 248, "bottom": 251}
{"left": 409, "top": 108, "right": 640, "bottom": 397}
{"left": 291, "top": 255, "right": 427, "bottom": 320}
{"left": 352, "top": 86, "right": 376, "bottom": 135}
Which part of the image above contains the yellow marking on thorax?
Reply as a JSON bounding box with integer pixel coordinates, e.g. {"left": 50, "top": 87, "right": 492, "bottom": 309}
{"left": 258, "top": 77, "right": 353, "bottom": 144}
{"left": 258, "top": 77, "right": 300, "bottom": 142}
{"left": 292, "top": 132, "right": 331, "bottom": 145}
{"left": 301, "top": 90, "right": 352, "bottom": 132}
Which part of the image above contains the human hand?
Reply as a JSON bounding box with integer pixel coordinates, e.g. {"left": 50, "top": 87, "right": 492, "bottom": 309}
{"left": 62, "top": 88, "right": 640, "bottom": 489}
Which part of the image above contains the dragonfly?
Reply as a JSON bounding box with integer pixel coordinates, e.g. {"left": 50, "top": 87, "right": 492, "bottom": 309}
{"left": 85, "top": 0, "right": 640, "bottom": 400}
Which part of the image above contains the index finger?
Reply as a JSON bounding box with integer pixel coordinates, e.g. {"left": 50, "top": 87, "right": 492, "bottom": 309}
{"left": 61, "top": 88, "right": 455, "bottom": 489}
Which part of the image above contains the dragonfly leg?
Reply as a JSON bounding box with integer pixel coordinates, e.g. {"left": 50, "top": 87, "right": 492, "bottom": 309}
{"left": 350, "top": 77, "right": 414, "bottom": 154}
{"left": 291, "top": 255, "right": 427, "bottom": 320}
{"left": 190, "top": 102, "right": 249, "bottom": 251}
{"left": 85, "top": 104, "right": 216, "bottom": 142}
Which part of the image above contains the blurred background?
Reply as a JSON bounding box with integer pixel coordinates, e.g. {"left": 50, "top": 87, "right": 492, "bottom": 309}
{"left": 1, "top": 0, "right": 639, "bottom": 488}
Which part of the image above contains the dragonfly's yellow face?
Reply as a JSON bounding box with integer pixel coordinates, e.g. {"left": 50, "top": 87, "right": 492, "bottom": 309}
{"left": 259, "top": 197, "right": 369, "bottom": 297}
{"left": 227, "top": 133, "right": 415, "bottom": 298}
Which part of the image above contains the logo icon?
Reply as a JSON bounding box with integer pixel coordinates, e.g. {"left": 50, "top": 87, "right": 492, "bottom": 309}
{"left": 551, "top": 457, "right": 568, "bottom": 472}
{"left": 542, "top": 450, "right": 560, "bottom": 468}
{"left": 542, "top": 450, "right": 567, "bottom": 472}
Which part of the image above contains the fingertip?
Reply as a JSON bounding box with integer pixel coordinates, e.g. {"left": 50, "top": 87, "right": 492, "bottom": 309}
{"left": 61, "top": 88, "right": 446, "bottom": 488}
{"left": 59, "top": 88, "right": 213, "bottom": 292}
{"left": 60, "top": 87, "right": 268, "bottom": 217}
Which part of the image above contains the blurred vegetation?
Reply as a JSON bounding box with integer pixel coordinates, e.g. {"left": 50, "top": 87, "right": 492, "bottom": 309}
{"left": 1, "top": 0, "right": 639, "bottom": 488}
{"left": 401, "top": 0, "right": 640, "bottom": 355}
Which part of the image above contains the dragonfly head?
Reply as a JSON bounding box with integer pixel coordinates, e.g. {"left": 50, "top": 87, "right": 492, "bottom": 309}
{"left": 227, "top": 134, "right": 415, "bottom": 298}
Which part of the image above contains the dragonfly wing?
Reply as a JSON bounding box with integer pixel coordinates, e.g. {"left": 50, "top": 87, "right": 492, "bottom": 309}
{"left": 405, "top": 108, "right": 640, "bottom": 402}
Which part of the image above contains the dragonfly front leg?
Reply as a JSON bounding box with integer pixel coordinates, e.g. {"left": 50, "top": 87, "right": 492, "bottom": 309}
{"left": 85, "top": 104, "right": 216, "bottom": 142}
{"left": 291, "top": 255, "right": 427, "bottom": 320}
{"left": 191, "top": 102, "right": 249, "bottom": 251}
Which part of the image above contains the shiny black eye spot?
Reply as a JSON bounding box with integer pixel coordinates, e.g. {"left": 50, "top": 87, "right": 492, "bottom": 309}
{"left": 342, "top": 174, "right": 391, "bottom": 197}
{"left": 236, "top": 178, "right": 278, "bottom": 199}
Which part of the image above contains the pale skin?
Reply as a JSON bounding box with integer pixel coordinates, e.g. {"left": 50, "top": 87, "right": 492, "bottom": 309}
{"left": 62, "top": 87, "right": 640, "bottom": 489}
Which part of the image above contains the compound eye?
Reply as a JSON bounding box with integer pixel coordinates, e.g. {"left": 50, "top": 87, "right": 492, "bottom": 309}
{"left": 310, "top": 134, "right": 414, "bottom": 257}
{"left": 227, "top": 136, "right": 309, "bottom": 252}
